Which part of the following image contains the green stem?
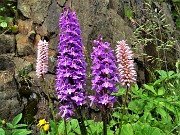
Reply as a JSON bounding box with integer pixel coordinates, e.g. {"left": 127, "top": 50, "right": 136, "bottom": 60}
{"left": 64, "top": 118, "right": 67, "bottom": 135}
{"left": 76, "top": 106, "right": 87, "bottom": 135}
{"left": 102, "top": 105, "right": 107, "bottom": 135}
{"left": 119, "top": 86, "right": 129, "bottom": 135}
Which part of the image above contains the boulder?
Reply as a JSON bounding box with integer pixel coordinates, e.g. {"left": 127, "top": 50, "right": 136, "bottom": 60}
{"left": 16, "top": 19, "right": 35, "bottom": 56}
{"left": 0, "top": 56, "right": 23, "bottom": 120}
{"left": 13, "top": 57, "right": 33, "bottom": 76}
{"left": 0, "top": 34, "right": 15, "bottom": 55}
{"left": 17, "top": 0, "right": 51, "bottom": 24}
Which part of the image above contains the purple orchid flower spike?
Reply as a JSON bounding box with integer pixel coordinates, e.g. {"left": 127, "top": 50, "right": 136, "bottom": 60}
{"left": 55, "top": 7, "right": 86, "bottom": 120}
{"left": 89, "top": 35, "right": 119, "bottom": 135}
{"left": 89, "top": 35, "right": 119, "bottom": 109}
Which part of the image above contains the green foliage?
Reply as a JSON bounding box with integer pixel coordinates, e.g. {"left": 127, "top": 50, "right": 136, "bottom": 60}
{"left": 124, "top": 6, "right": 134, "bottom": 20}
{"left": 0, "top": 113, "right": 31, "bottom": 135}
{"left": 132, "top": 1, "right": 178, "bottom": 71}
{"left": 172, "top": 0, "right": 180, "bottom": 2}
{"left": 18, "top": 68, "right": 32, "bottom": 92}
{"left": 42, "top": 118, "right": 116, "bottom": 135}
{"left": 121, "top": 123, "right": 133, "bottom": 135}
{"left": 30, "top": 68, "right": 180, "bottom": 135}
{"left": 85, "top": 120, "right": 103, "bottom": 135}
{"left": 111, "top": 86, "right": 125, "bottom": 97}
{"left": 44, "top": 119, "right": 81, "bottom": 135}
{"left": 120, "top": 122, "right": 165, "bottom": 135}
{"left": 0, "top": 0, "right": 17, "bottom": 34}
{"left": 111, "top": 69, "right": 180, "bottom": 135}
{"left": 170, "top": 0, "right": 180, "bottom": 29}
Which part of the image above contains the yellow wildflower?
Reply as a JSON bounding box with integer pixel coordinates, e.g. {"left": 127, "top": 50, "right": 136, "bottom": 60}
{"left": 37, "top": 119, "right": 47, "bottom": 127}
{"left": 43, "top": 123, "right": 50, "bottom": 132}
{"left": 1, "top": 120, "right": 5, "bottom": 125}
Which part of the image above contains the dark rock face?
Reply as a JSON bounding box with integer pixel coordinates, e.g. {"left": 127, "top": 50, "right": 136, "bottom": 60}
{"left": 17, "top": 0, "right": 52, "bottom": 24}
{"left": 16, "top": 19, "right": 35, "bottom": 56}
{"left": 0, "top": 35, "right": 15, "bottom": 55}
{"left": 0, "top": 57, "right": 23, "bottom": 120}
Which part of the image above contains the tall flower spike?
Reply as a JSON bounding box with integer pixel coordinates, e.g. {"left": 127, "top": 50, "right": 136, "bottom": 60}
{"left": 89, "top": 36, "right": 119, "bottom": 109}
{"left": 116, "top": 40, "right": 137, "bottom": 86}
{"left": 36, "top": 40, "right": 49, "bottom": 78}
{"left": 55, "top": 7, "right": 86, "bottom": 120}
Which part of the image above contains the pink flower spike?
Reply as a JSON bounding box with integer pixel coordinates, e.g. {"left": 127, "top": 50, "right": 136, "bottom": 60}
{"left": 116, "top": 40, "right": 137, "bottom": 86}
{"left": 36, "top": 40, "right": 48, "bottom": 78}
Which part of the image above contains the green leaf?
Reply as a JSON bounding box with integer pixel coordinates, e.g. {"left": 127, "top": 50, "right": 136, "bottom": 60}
{"left": 58, "top": 120, "right": 65, "bottom": 134}
{"left": 107, "top": 127, "right": 114, "bottom": 135}
{"left": 140, "top": 111, "right": 152, "bottom": 122}
{"left": 74, "top": 127, "right": 81, "bottom": 134}
{"left": 0, "top": 22, "right": 7, "bottom": 28}
{"left": 0, "top": 16, "right": 5, "bottom": 23}
{"left": 11, "top": 25, "right": 18, "bottom": 33}
{"left": 144, "top": 99, "right": 154, "bottom": 111}
{"left": 112, "top": 112, "right": 121, "bottom": 119}
{"left": 172, "top": 0, "right": 180, "bottom": 2}
{"left": 167, "top": 71, "right": 175, "bottom": 76}
{"left": 14, "top": 124, "right": 28, "bottom": 128}
{"left": 164, "top": 103, "right": 176, "bottom": 113}
{"left": 68, "top": 133, "right": 76, "bottom": 135}
{"left": 109, "top": 120, "right": 117, "bottom": 128}
{"left": 49, "top": 120, "right": 57, "bottom": 135}
{"left": 128, "top": 100, "right": 145, "bottom": 114}
{"left": 112, "top": 86, "right": 125, "bottom": 96}
{"left": 12, "top": 113, "right": 22, "bottom": 126}
{"left": 6, "top": 17, "right": 13, "bottom": 23}
{"left": 156, "top": 108, "right": 171, "bottom": 122}
{"left": 85, "top": 120, "right": 97, "bottom": 134}
{"left": 69, "top": 119, "right": 81, "bottom": 134}
{"left": 124, "top": 6, "right": 133, "bottom": 19}
{"left": 176, "top": 17, "right": 180, "bottom": 29}
{"left": 143, "top": 84, "right": 157, "bottom": 95}
{"left": 132, "top": 122, "right": 143, "bottom": 135}
{"left": 0, "top": 128, "right": 5, "bottom": 135}
{"left": 6, "top": 123, "right": 14, "bottom": 128}
{"left": 96, "top": 122, "right": 103, "bottom": 134}
{"left": 156, "top": 70, "right": 167, "bottom": 78}
{"left": 127, "top": 114, "right": 139, "bottom": 122}
{"left": 67, "top": 121, "right": 72, "bottom": 133}
{"left": 157, "top": 87, "right": 165, "bottom": 96}
{"left": 134, "top": 131, "right": 143, "bottom": 135}
{"left": 0, "top": 8, "right": 5, "bottom": 11}
{"left": 131, "top": 84, "right": 140, "bottom": 95}
{"left": 70, "top": 119, "right": 79, "bottom": 130}
{"left": 121, "top": 123, "right": 134, "bottom": 135}
{"left": 153, "top": 79, "right": 162, "bottom": 85}
{"left": 141, "top": 124, "right": 165, "bottom": 135}
{"left": 116, "top": 88, "right": 125, "bottom": 96}
{"left": 12, "top": 129, "right": 31, "bottom": 135}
